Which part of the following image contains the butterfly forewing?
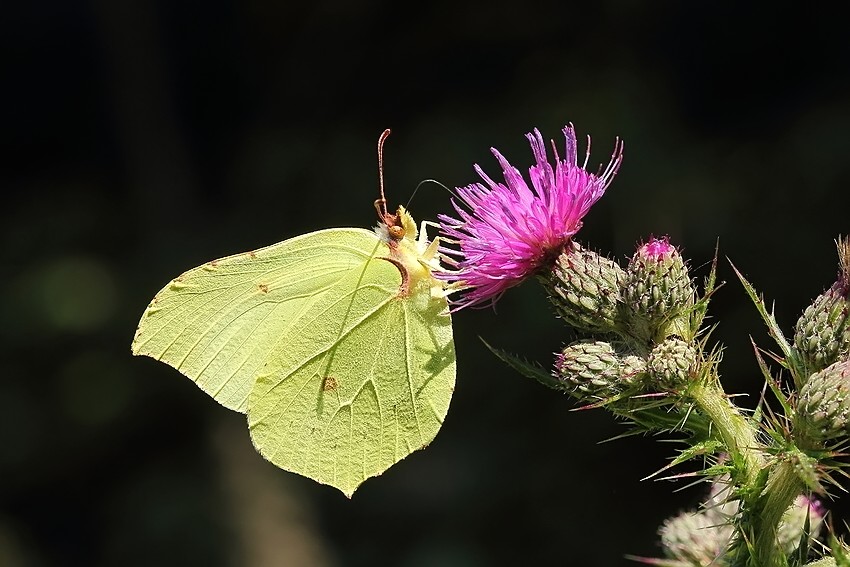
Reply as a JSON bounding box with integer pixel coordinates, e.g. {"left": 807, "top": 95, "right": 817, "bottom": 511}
{"left": 131, "top": 228, "right": 381, "bottom": 412}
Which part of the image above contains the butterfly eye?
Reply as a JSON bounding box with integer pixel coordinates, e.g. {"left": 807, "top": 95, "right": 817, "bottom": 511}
{"left": 388, "top": 224, "right": 405, "bottom": 240}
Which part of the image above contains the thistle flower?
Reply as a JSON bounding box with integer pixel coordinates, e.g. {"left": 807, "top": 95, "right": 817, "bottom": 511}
{"left": 437, "top": 124, "right": 623, "bottom": 309}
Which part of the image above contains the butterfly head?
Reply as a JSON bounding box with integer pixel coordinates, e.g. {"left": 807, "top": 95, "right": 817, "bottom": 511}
{"left": 374, "top": 202, "right": 418, "bottom": 245}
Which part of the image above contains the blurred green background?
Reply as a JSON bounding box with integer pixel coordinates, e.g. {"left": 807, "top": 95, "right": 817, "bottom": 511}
{"left": 3, "top": 2, "right": 849, "bottom": 566}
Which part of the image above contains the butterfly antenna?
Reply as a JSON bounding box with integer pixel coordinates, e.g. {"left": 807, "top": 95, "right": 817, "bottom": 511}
{"left": 408, "top": 178, "right": 461, "bottom": 209}
{"left": 374, "top": 128, "right": 392, "bottom": 222}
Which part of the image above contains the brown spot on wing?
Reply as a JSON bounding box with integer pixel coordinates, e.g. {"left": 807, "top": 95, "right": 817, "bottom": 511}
{"left": 258, "top": 283, "right": 269, "bottom": 293}
{"left": 322, "top": 376, "right": 338, "bottom": 391}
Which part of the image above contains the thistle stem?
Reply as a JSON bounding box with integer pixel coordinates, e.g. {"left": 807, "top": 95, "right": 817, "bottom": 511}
{"left": 689, "top": 381, "right": 808, "bottom": 566}
{"left": 688, "top": 381, "right": 766, "bottom": 485}
{"left": 752, "top": 458, "right": 805, "bottom": 566}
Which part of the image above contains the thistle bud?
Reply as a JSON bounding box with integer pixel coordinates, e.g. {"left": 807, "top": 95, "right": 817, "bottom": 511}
{"left": 793, "top": 237, "right": 850, "bottom": 377}
{"left": 545, "top": 242, "right": 626, "bottom": 336}
{"left": 622, "top": 237, "right": 695, "bottom": 342}
{"left": 795, "top": 360, "right": 850, "bottom": 446}
{"left": 777, "top": 495, "right": 824, "bottom": 555}
{"left": 647, "top": 337, "right": 698, "bottom": 390}
{"left": 659, "top": 509, "right": 732, "bottom": 565}
{"left": 658, "top": 489, "right": 824, "bottom": 563}
{"left": 555, "top": 340, "right": 645, "bottom": 400}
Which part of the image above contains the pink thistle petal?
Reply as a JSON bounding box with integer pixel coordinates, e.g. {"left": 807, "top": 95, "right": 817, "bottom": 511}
{"left": 639, "top": 236, "right": 676, "bottom": 261}
{"left": 438, "top": 124, "right": 624, "bottom": 309}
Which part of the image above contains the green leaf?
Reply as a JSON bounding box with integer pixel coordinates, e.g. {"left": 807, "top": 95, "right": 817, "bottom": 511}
{"left": 730, "top": 261, "right": 792, "bottom": 355}
{"left": 689, "top": 240, "right": 720, "bottom": 337}
{"left": 732, "top": 260, "right": 817, "bottom": 391}
{"left": 480, "top": 338, "right": 563, "bottom": 390}
{"left": 750, "top": 336, "right": 792, "bottom": 417}
{"left": 133, "top": 207, "right": 456, "bottom": 497}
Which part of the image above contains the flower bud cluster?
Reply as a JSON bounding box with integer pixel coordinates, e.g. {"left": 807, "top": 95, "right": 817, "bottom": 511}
{"left": 548, "top": 237, "right": 700, "bottom": 401}
{"left": 546, "top": 237, "right": 695, "bottom": 343}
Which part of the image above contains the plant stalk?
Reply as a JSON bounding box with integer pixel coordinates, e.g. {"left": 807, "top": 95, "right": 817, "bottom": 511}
{"left": 688, "top": 381, "right": 766, "bottom": 486}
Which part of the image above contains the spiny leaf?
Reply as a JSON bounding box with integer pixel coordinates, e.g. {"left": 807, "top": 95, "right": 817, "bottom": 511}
{"left": 480, "top": 338, "right": 563, "bottom": 390}
{"left": 690, "top": 240, "right": 721, "bottom": 335}
{"left": 729, "top": 260, "right": 791, "bottom": 355}
{"left": 750, "top": 336, "right": 792, "bottom": 417}
{"left": 641, "top": 440, "right": 725, "bottom": 482}
{"left": 729, "top": 261, "right": 797, "bottom": 370}
{"left": 668, "top": 439, "right": 725, "bottom": 468}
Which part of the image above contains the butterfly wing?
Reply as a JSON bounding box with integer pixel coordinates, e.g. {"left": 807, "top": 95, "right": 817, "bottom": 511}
{"left": 131, "top": 228, "right": 381, "bottom": 412}
{"left": 248, "top": 252, "right": 455, "bottom": 497}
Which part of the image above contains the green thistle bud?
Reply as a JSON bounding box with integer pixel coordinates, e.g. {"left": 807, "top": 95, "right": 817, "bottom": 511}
{"left": 777, "top": 496, "right": 824, "bottom": 555}
{"left": 793, "top": 237, "right": 850, "bottom": 377}
{"left": 621, "top": 354, "right": 648, "bottom": 378}
{"left": 655, "top": 475, "right": 737, "bottom": 565}
{"left": 703, "top": 475, "right": 739, "bottom": 524}
{"left": 544, "top": 242, "right": 626, "bottom": 335}
{"left": 795, "top": 360, "right": 850, "bottom": 446}
{"left": 555, "top": 340, "right": 645, "bottom": 400}
{"left": 647, "top": 337, "right": 698, "bottom": 390}
{"left": 659, "top": 509, "right": 733, "bottom": 565}
{"left": 806, "top": 558, "right": 838, "bottom": 567}
{"left": 622, "top": 237, "right": 695, "bottom": 342}
{"left": 657, "top": 482, "right": 823, "bottom": 563}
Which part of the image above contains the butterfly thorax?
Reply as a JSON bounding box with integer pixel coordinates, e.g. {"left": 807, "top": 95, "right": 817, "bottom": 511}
{"left": 375, "top": 206, "right": 445, "bottom": 302}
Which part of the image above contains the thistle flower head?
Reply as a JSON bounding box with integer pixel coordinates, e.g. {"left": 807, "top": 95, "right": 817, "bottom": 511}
{"left": 640, "top": 236, "right": 678, "bottom": 261}
{"left": 437, "top": 124, "right": 623, "bottom": 309}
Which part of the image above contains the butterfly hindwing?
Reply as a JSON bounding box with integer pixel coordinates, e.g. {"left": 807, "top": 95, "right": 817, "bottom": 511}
{"left": 248, "top": 253, "right": 455, "bottom": 497}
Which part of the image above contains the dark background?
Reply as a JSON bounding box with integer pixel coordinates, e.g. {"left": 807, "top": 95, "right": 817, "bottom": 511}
{"left": 3, "top": 2, "right": 849, "bottom": 566}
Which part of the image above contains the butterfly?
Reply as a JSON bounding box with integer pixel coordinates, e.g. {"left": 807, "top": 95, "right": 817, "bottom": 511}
{"left": 132, "top": 130, "right": 456, "bottom": 497}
